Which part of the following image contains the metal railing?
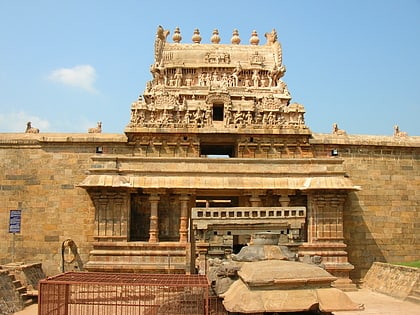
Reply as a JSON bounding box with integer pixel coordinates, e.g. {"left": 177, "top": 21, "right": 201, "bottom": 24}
{"left": 39, "top": 272, "right": 210, "bottom": 315}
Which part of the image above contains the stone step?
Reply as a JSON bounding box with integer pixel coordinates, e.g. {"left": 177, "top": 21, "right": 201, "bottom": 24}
{"left": 13, "top": 279, "right": 21, "bottom": 286}
{"left": 85, "top": 261, "right": 188, "bottom": 273}
{"left": 405, "top": 294, "right": 420, "bottom": 305}
{"left": 333, "top": 282, "right": 358, "bottom": 292}
{"left": 86, "top": 242, "right": 191, "bottom": 273}
{"left": 411, "top": 289, "right": 420, "bottom": 296}
{"left": 16, "top": 285, "right": 27, "bottom": 294}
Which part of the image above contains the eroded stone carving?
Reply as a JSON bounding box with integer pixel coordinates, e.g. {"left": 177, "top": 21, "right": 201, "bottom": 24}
{"left": 88, "top": 122, "right": 102, "bottom": 133}
{"left": 332, "top": 122, "right": 347, "bottom": 136}
{"left": 25, "top": 122, "right": 39, "bottom": 133}
{"left": 394, "top": 125, "right": 408, "bottom": 137}
{"left": 126, "top": 27, "right": 307, "bottom": 132}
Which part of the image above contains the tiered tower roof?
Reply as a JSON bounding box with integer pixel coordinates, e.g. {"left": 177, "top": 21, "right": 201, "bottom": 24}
{"left": 125, "top": 26, "right": 308, "bottom": 139}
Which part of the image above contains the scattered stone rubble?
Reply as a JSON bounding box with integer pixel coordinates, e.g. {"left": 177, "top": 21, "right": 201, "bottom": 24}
{"left": 208, "top": 232, "right": 364, "bottom": 314}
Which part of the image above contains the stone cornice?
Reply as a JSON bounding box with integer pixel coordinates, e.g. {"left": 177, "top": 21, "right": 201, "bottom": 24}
{"left": 310, "top": 133, "right": 420, "bottom": 147}
{"left": 0, "top": 133, "right": 128, "bottom": 145}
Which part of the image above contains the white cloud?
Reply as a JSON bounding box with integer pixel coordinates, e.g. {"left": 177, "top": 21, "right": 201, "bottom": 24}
{"left": 48, "top": 65, "right": 98, "bottom": 93}
{"left": 0, "top": 111, "right": 50, "bottom": 132}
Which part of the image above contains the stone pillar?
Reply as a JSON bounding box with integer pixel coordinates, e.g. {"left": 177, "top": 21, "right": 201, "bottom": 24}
{"left": 249, "top": 195, "right": 261, "bottom": 207}
{"left": 148, "top": 194, "right": 160, "bottom": 243}
{"left": 246, "top": 190, "right": 264, "bottom": 207}
{"left": 278, "top": 195, "right": 291, "bottom": 207}
{"left": 274, "top": 190, "right": 294, "bottom": 207}
{"left": 179, "top": 195, "right": 190, "bottom": 243}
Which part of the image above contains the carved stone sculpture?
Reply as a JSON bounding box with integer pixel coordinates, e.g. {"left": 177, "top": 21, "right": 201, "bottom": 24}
{"left": 25, "top": 122, "right": 39, "bottom": 133}
{"left": 393, "top": 125, "right": 408, "bottom": 137}
{"left": 332, "top": 123, "right": 347, "bottom": 136}
{"left": 126, "top": 27, "right": 308, "bottom": 132}
{"left": 88, "top": 122, "right": 102, "bottom": 133}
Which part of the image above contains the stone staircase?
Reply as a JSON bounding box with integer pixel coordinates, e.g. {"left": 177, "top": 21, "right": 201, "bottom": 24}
{"left": 9, "top": 272, "right": 37, "bottom": 307}
{"left": 0, "top": 262, "right": 44, "bottom": 315}
{"left": 85, "top": 241, "right": 192, "bottom": 274}
{"left": 406, "top": 279, "right": 420, "bottom": 304}
{"left": 0, "top": 269, "right": 23, "bottom": 315}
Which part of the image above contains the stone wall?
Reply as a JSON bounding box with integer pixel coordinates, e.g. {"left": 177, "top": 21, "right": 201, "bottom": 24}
{"left": 1, "top": 132, "right": 419, "bottom": 280}
{"left": 0, "top": 134, "right": 128, "bottom": 275}
{"left": 311, "top": 134, "right": 420, "bottom": 281}
{"left": 363, "top": 262, "right": 419, "bottom": 299}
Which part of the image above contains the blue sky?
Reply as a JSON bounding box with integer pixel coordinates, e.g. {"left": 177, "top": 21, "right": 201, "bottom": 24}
{"left": 0, "top": 0, "right": 419, "bottom": 135}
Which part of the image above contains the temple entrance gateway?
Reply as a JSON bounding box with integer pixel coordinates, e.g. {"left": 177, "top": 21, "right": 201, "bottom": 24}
{"left": 80, "top": 26, "right": 360, "bottom": 289}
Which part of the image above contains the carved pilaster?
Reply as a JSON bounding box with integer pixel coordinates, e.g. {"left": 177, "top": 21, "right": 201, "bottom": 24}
{"left": 89, "top": 190, "right": 129, "bottom": 241}
{"left": 301, "top": 191, "right": 356, "bottom": 290}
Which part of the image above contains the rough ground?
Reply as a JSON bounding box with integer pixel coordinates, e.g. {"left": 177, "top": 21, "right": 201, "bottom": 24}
{"left": 14, "top": 288, "right": 420, "bottom": 315}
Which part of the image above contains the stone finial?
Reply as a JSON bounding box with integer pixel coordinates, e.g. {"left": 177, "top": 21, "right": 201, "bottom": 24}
{"left": 265, "top": 29, "right": 278, "bottom": 45}
{"left": 211, "top": 29, "right": 221, "bottom": 44}
{"left": 88, "top": 121, "right": 102, "bottom": 133}
{"left": 192, "top": 28, "right": 202, "bottom": 44}
{"left": 231, "top": 29, "right": 241, "bottom": 44}
{"left": 172, "top": 27, "right": 182, "bottom": 43}
{"left": 249, "top": 30, "right": 260, "bottom": 45}
{"left": 25, "top": 121, "right": 39, "bottom": 133}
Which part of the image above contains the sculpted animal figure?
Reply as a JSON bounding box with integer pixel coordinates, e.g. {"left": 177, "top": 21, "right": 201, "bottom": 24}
{"left": 332, "top": 123, "right": 347, "bottom": 135}
{"left": 25, "top": 122, "right": 39, "bottom": 133}
{"left": 88, "top": 121, "right": 102, "bottom": 133}
{"left": 393, "top": 125, "right": 408, "bottom": 137}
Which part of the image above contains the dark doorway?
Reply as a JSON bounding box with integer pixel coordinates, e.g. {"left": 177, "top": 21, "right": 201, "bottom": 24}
{"left": 195, "top": 196, "right": 239, "bottom": 208}
{"left": 130, "top": 194, "right": 150, "bottom": 241}
{"left": 212, "top": 104, "right": 224, "bottom": 121}
{"left": 158, "top": 195, "right": 180, "bottom": 241}
{"left": 233, "top": 234, "right": 250, "bottom": 254}
{"left": 200, "top": 144, "right": 234, "bottom": 157}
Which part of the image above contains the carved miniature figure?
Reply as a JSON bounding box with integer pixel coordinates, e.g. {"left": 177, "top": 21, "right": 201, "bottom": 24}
{"left": 127, "top": 26, "right": 307, "bottom": 132}
{"left": 25, "top": 121, "right": 39, "bottom": 133}
{"left": 394, "top": 125, "right": 408, "bottom": 137}
{"left": 174, "top": 68, "right": 183, "bottom": 87}
{"left": 251, "top": 69, "right": 260, "bottom": 87}
{"left": 332, "top": 123, "right": 347, "bottom": 136}
{"left": 231, "top": 62, "right": 242, "bottom": 87}
{"left": 88, "top": 122, "right": 102, "bottom": 133}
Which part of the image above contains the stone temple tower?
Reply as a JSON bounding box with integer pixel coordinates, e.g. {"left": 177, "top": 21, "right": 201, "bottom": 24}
{"left": 80, "top": 26, "right": 359, "bottom": 290}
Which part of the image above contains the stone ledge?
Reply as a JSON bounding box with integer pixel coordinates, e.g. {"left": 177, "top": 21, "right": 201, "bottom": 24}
{"left": 0, "top": 133, "right": 128, "bottom": 144}
{"left": 311, "top": 133, "right": 420, "bottom": 147}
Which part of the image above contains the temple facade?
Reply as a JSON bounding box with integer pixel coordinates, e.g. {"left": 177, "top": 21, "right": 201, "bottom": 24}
{"left": 77, "top": 26, "right": 358, "bottom": 288}
{"left": 1, "top": 26, "right": 419, "bottom": 288}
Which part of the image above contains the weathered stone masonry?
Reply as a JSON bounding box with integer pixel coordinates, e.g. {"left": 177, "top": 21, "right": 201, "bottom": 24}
{"left": 1, "top": 133, "right": 418, "bottom": 282}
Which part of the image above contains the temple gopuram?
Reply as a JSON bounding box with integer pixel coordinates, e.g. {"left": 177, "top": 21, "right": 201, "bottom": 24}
{"left": 78, "top": 26, "right": 358, "bottom": 289}
{"left": 1, "top": 26, "right": 418, "bottom": 292}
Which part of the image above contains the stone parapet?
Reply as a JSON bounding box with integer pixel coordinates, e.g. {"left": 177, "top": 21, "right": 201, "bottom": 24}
{"left": 311, "top": 133, "right": 420, "bottom": 147}
{"left": 363, "top": 262, "right": 419, "bottom": 300}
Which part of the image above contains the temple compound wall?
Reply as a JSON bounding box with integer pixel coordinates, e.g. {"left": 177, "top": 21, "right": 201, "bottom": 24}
{"left": 0, "top": 26, "right": 419, "bottom": 287}
{"left": 311, "top": 135, "right": 420, "bottom": 281}
{"left": 0, "top": 133, "right": 418, "bottom": 283}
